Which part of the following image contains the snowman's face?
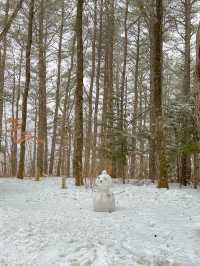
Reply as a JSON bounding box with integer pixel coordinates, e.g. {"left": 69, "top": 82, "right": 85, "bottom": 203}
{"left": 96, "top": 173, "right": 112, "bottom": 190}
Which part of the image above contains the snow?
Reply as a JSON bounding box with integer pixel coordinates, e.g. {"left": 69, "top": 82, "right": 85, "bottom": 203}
{"left": 0, "top": 177, "right": 200, "bottom": 266}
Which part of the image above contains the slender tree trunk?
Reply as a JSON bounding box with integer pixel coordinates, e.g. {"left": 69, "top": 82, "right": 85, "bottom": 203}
{"left": 143, "top": 84, "right": 148, "bottom": 178}
{"left": 17, "top": 0, "right": 35, "bottom": 179}
{"left": 195, "top": 23, "right": 200, "bottom": 136}
{"left": 49, "top": 0, "right": 64, "bottom": 175}
{"left": 91, "top": 0, "right": 103, "bottom": 181}
{"left": 152, "top": 0, "right": 168, "bottom": 188}
{"left": 36, "top": 0, "right": 46, "bottom": 180}
{"left": 11, "top": 61, "right": 16, "bottom": 176}
{"left": 139, "top": 84, "right": 144, "bottom": 178}
{"left": 3, "top": 104, "right": 8, "bottom": 176}
{"left": 100, "top": 0, "right": 115, "bottom": 176}
{"left": 193, "top": 154, "right": 199, "bottom": 188}
{"left": 0, "top": 0, "right": 9, "bottom": 152}
{"left": 31, "top": 96, "right": 37, "bottom": 176}
{"left": 84, "top": 0, "right": 97, "bottom": 180}
{"left": 181, "top": 0, "right": 192, "bottom": 186}
{"left": 57, "top": 36, "right": 75, "bottom": 176}
{"left": 177, "top": 154, "right": 181, "bottom": 183}
{"left": 194, "top": 23, "right": 200, "bottom": 189}
{"left": 73, "top": 0, "right": 84, "bottom": 186}
{"left": 13, "top": 48, "right": 23, "bottom": 176}
{"left": 120, "top": 0, "right": 128, "bottom": 184}
{"left": 130, "top": 18, "right": 140, "bottom": 178}
{"left": 149, "top": 10, "right": 156, "bottom": 182}
{"left": 43, "top": 17, "right": 48, "bottom": 175}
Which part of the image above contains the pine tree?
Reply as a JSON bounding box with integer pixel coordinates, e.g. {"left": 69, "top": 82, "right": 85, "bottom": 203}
{"left": 73, "top": 0, "right": 84, "bottom": 186}
{"left": 17, "top": 0, "right": 35, "bottom": 179}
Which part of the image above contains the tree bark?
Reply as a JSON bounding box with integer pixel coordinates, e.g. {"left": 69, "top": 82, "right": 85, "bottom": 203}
{"left": 84, "top": 0, "right": 97, "bottom": 180}
{"left": 130, "top": 18, "right": 140, "bottom": 179}
{"left": 149, "top": 8, "right": 156, "bottom": 182}
{"left": 73, "top": 0, "right": 84, "bottom": 186}
{"left": 57, "top": 36, "right": 75, "bottom": 177}
{"left": 152, "top": 0, "right": 168, "bottom": 188}
{"left": 13, "top": 48, "right": 23, "bottom": 176}
{"left": 120, "top": 0, "right": 128, "bottom": 184}
{"left": 181, "top": 0, "right": 192, "bottom": 186}
{"left": 11, "top": 59, "right": 16, "bottom": 176}
{"left": 193, "top": 154, "right": 199, "bottom": 188}
{"left": 100, "top": 0, "right": 115, "bottom": 176}
{"left": 49, "top": 0, "right": 64, "bottom": 175}
{"left": 0, "top": 0, "right": 9, "bottom": 152}
{"left": 17, "top": 0, "right": 35, "bottom": 179}
{"left": 195, "top": 23, "right": 200, "bottom": 136}
{"left": 36, "top": 0, "right": 47, "bottom": 180}
{"left": 91, "top": 0, "right": 103, "bottom": 182}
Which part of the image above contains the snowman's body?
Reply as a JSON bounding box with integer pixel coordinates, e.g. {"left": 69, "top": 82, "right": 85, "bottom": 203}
{"left": 93, "top": 170, "right": 115, "bottom": 212}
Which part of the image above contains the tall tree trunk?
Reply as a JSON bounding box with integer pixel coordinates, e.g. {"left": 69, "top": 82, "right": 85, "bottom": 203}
{"left": 13, "top": 48, "right": 23, "bottom": 176}
{"left": 195, "top": 23, "right": 200, "bottom": 188}
{"left": 43, "top": 17, "right": 48, "bottom": 175}
{"left": 84, "top": 0, "right": 97, "bottom": 180}
{"left": 152, "top": 0, "right": 168, "bottom": 188}
{"left": 149, "top": 9, "right": 156, "bottom": 182}
{"left": 3, "top": 104, "right": 8, "bottom": 176}
{"left": 181, "top": 0, "right": 192, "bottom": 186}
{"left": 67, "top": 128, "right": 71, "bottom": 176}
{"left": 130, "top": 18, "right": 140, "bottom": 178}
{"left": 100, "top": 0, "right": 115, "bottom": 176}
{"left": 32, "top": 96, "right": 37, "bottom": 176}
{"left": 120, "top": 0, "right": 128, "bottom": 184}
{"left": 0, "top": 0, "right": 9, "bottom": 152}
{"left": 36, "top": 0, "right": 46, "bottom": 180}
{"left": 11, "top": 61, "right": 16, "bottom": 176}
{"left": 143, "top": 83, "right": 148, "bottom": 178}
{"left": 91, "top": 0, "right": 103, "bottom": 181}
{"left": 17, "top": 0, "right": 35, "bottom": 179}
{"left": 139, "top": 84, "right": 144, "bottom": 178}
{"left": 57, "top": 36, "right": 75, "bottom": 177}
{"left": 195, "top": 23, "right": 200, "bottom": 136}
{"left": 73, "top": 0, "right": 84, "bottom": 186}
{"left": 49, "top": 0, "right": 64, "bottom": 175}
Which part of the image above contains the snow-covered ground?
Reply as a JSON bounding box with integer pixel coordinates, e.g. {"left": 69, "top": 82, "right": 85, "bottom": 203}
{"left": 0, "top": 177, "right": 200, "bottom": 266}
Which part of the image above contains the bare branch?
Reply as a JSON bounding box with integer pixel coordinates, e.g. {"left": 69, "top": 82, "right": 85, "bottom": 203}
{"left": 0, "top": 0, "right": 25, "bottom": 43}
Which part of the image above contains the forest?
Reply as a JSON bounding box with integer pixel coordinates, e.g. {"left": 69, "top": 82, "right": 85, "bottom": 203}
{"left": 0, "top": 0, "right": 200, "bottom": 188}
{"left": 1, "top": 1, "right": 200, "bottom": 265}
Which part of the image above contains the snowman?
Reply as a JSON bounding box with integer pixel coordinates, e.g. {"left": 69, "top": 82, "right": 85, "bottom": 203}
{"left": 93, "top": 170, "right": 115, "bottom": 212}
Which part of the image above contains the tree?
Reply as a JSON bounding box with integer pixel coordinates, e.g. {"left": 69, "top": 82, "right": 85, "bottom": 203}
{"left": 91, "top": 0, "right": 103, "bottom": 182}
{"left": 0, "top": 0, "right": 9, "bottom": 152}
{"left": 57, "top": 35, "right": 76, "bottom": 177}
{"left": 0, "top": 0, "right": 199, "bottom": 187}
{"left": 194, "top": 22, "right": 200, "bottom": 188}
{"left": 73, "top": 0, "right": 84, "bottom": 186}
{"left": 36, "top": 0, "right": 47, "bottom": 180}
{"left": 180, "top": 0, "right": 192, "bottom": 186}
{"left": 130, "top": 19, "right": 141, "bottom": 179}
{"left": 152, "top": 0, "right": 168, "bottom": 188}
{"left": 119, "top": 0, "right": 129, "bottom": 183}
{"left": 0, "top": 0, "right": 25, "bottom": 43}
{"left": 84, "top": 0, "right": 97, "bottom": 180}
{"left": 100, "top": 0, "right": 115, "bottom": 176}
{"left": 49, "top": 0, "right": 65, "bottom": 175}
{"left": 17, "top": 0, "right": 35, "bottom": 179}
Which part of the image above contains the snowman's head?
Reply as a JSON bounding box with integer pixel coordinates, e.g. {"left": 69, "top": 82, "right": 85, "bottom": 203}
{"left": 96, "top": 170, "right": 112, "bottom": 191}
